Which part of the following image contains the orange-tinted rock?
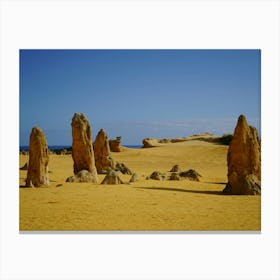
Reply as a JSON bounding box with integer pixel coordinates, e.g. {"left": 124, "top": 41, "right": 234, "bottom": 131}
{"left": 223, "top": 115, "right": 261, "bottom": 195}
{"left": 26, "top": 127, "right": 49, "bottom": 187}
{"left": 94, "top": 129, "right": 115, "bottom": 174}
{"left": 71, "top": 113, "right": 98, "bottom": 182}
{"left": 109, "top": 136, "right": 123, "bottom": 152}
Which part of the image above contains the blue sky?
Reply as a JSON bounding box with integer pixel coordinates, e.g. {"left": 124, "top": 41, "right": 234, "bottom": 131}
{"left": 20, "top": 49, "right": 260, "bottom": 146}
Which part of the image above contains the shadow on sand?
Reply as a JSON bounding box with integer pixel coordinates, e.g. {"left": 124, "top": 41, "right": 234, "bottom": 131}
{"left": 134, "top": 186, "right": 224, "bottom": 196}
{"left": 205, "top": 182, "right": 227, "bottom": 185}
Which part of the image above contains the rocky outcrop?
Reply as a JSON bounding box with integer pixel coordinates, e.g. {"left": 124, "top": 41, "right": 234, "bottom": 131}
{"left": 223, "top": 115, "right": 261, "bottom": 195}
{"left": 109, "top": 136, "right": 123, "bottom": 152}
{"left": 142, "top": 138, "right": 159, "bottom": 148}
{"left": 71, "top": 113, "right": 98, "bottom": 182}
{"left": 101, "top": 170, "right": 124, "bottom": 185}
{"left": 94, "top": 129, "right": 115, "bottom": 174}
{"left": 66, "top": 170, "right": 97, "bottom": 183}
{"left": 26, "top": 127, "right": 49, "bottom": 187}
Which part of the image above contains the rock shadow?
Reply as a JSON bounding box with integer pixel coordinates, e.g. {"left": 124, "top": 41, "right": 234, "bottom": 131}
{"left": 205, "top": 182, "right": 227, "bottom": 185}
{"left": 134, "top": 186, "right": 224, "bottom": 196}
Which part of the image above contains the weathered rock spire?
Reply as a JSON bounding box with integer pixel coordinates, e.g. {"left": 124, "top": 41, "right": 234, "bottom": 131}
{"left": 223, "top": 114, "right": 261, "bottom": 195}
{"left": 94, "top": 129, "right": 115, "bottom": 174}
{"left": 71, "top": 113, "right": 98, "bottom": 182}
{"left": 26, "top": 127, "right": 49, "bottom": 187}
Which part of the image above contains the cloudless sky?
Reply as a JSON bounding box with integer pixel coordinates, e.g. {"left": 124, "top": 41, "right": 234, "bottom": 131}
{"left": 20, "top": 49, "right": 260, "bottom": 146}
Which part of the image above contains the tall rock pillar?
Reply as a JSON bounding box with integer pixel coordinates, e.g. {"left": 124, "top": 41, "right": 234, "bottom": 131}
{"left": 94, "top": 129, "right": 115, "bottom": 173}
{"left": 223, "top": 115, "right": 261, "bottom": 195}
{"left": 26, "top": 127, "right": 49, "bottom": 187}
{"left": 71, "top": 113, "right": 98, "bottom": 182}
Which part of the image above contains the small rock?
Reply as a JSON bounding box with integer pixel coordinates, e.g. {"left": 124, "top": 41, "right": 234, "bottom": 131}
{"left": 150, "top": 171, "right": 166, "bottom": 181}
{"left": 101, "top": 170, "right": 124, "bottom": 185}
{"left": 66, "top": 176, "right": 75, "bottom": 183}
{"left": 66, "top": 170, "right": 97, "bottom": 183}
{"left": 179, "top": 169, "right": 201, "bottom": 181}
{"left": 20, "top": 163, "right": 28, "bottom": 170}
{"left": 170, "top": 164, "right": 180, "bottom": 172}
{"left": 142, "top": 138, "right": 157, "bottom": 148}
{"left": 115, "top": 162, "right": 133, "bottom": 175}
{"left": 169, "top": 172, "right": 181, "bottom": 181}
{"left": 129, "top": 173, "right": 139, "bottom": 182}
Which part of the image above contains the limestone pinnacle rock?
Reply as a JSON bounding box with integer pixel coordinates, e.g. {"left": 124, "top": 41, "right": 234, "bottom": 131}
{"left": 109, "top": 136, "right": 123, "bottom": 152}
{"left": 71, "top": 113, "right": 98, "bottom": 182}
{"left": 26, "top": 127, "right": 49, "bottom": 187}
{"left": 94, "top": 129, "right": 115, "bottom": 174}
{"left": 223, "top": 115, "right": 261, "bottom": 195}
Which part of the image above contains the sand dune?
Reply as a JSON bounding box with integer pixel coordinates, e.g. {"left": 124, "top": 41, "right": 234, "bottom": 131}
{"left": 19, "top": 140, "right": 260, "bottom": 231}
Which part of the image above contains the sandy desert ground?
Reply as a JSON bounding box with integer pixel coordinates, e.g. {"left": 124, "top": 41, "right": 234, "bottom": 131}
{"left": 19, "top": 140, "right": 261, "bottom": 231}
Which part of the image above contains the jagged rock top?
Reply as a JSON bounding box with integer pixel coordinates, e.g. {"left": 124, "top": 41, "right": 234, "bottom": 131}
{"left": 224, "top": 114, "right": 261, "bottom": 195}
{"left": 71, "top": 113, "right": 98, "bottom": 181}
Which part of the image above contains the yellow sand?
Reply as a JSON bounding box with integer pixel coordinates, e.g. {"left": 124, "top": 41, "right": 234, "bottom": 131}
{"left": 19, "top": 141, "right": 261, "bottom": 231}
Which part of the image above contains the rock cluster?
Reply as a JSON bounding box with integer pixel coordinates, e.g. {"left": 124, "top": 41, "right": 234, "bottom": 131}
{"left": 25, "top": 127, "right": 49, "bottom": 187}
{"left": 179, "top": 169, "right": 201, "bottom": 181}
{"left": 94, "top": 129, "right": 115, "bottom": 173}
{"left": 71, "top": 113, "right": 98, "bottom": 182}
{"left": 223, "top": 115, "right": 261, "bottom": 195}
{"left": 148, "top": 167, "right": 202, "bottom": 181}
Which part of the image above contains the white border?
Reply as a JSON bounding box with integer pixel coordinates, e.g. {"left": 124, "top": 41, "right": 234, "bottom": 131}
{"left": 1, "top": 0, "right": 279, "bottom": 279}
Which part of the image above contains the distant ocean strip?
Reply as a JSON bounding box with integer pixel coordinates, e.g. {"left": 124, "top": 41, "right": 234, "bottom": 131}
{"left": 20, "top": 145, "right": 142, "bottom": 151}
